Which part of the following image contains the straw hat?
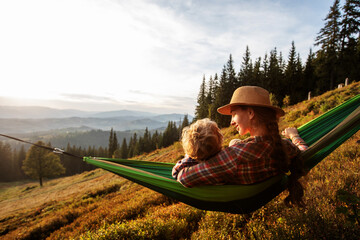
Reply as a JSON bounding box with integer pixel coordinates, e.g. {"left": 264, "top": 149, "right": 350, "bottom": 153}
{"left": 217, "top": 86, "right": 285, "bottom": 117}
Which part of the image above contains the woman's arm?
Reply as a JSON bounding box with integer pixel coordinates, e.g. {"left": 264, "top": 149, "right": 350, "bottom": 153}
{"left": 176, "top": 148, "right": 238, "bottom": 187}
{"left": 282, "top": 127, "right": 308, "bottom": 151}
{"left": 229, "top": 139, "right": 241, "bottom": 146}
{"left": 172, "top": 155, "right": 199, "bottom": 179}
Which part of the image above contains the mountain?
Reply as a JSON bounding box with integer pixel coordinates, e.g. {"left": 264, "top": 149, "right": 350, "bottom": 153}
{"left": 0, "top": 105, "right": 193, "bottom": 134}
{"left": 153, "top": 113, "right": 190, "bottom": 122}
{"left": 0, "top": 106, "right": 94, "bottom": 119}
{"left": 0, "top": 116, "right": 187, "bottom": 134}
{"left": 0, "top": 106, "right": 162, "bottom": 119}
{"left": 38, "top": 129, "right": 147, "bottom": 149}
{"left": 90, "top": 110, "right": 157, "bottom": 118}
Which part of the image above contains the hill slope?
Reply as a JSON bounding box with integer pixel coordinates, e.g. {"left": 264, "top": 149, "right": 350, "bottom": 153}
{"left": 0, "top": 83, "right": 359, "bottom": 239}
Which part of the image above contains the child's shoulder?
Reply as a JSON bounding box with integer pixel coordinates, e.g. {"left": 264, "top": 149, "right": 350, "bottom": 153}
{"left": 179, "top": 155, "right": 199, "bottom": 163}
{"left": 229, "top": 139, "right": 242, "bottom": 146}
{"left": 229, "top": 137, "right": 255, "bottom": 146}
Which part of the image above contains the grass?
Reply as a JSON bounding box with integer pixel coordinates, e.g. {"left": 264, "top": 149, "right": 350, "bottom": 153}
{"left": 0, "top": 82, "right": 359, "bottom": 239}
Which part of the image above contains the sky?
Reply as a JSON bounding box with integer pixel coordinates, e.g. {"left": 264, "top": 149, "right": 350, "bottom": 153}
{"left": 0, "top": 0, "right": 334, "bottom": 115}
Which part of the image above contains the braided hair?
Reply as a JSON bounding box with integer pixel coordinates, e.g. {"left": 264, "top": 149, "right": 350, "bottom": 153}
{"left": 248, "top": 106, "right": 305, "bottom": 206}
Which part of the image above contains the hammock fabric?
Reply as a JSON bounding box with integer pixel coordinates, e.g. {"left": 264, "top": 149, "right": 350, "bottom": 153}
{"left": 84, "top": 94, "right": 360, "bottom": 214}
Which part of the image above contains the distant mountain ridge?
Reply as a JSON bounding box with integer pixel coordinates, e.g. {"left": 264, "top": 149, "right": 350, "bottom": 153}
{"left": 90, "top": 110, "right": 157, "bottom": 118}
{"left": 0, "top": 106, "right": 161, "bottom": 119}
{"left": 0, "top": 106, "right": 193, "bottom": 134}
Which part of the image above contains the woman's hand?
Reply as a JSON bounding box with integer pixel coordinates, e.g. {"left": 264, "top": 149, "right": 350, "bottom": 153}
{"left": 229, "top": 139, "right": 241, "bottom": 146}
{"left": 282, "top": 127, "right": 299, "bottom": 139}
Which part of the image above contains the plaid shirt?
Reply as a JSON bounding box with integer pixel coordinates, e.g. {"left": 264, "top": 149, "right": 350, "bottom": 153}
{"left": 172, "top": 136, "right": 308, "bottom": 187}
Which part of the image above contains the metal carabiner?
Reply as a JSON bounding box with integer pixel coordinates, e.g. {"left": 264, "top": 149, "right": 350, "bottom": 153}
{"left": 53, "top": 148, "right": 65, "bottom": 154}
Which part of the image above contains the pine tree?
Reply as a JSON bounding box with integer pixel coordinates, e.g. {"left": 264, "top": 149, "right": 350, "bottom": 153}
{"left": 339, "top": 0, "right": 360, "bottom": 81}
{"left": 252, "top": 57, "right": 262, "bottom": 87}
{"left": 181, "top": 114, "right": 190, "bottom": 130}
{"left": 151, "top": 130, "right": 162, "bottom": 149}
{"left": 205, "top": 75, "right": 215, "bottom": 111}
{"left": 315, "top": 0, "right": 342, "bottom": 90}
{"left": 278, "top": 52, "right": 286, "bottom": 73}
{"left": 208, "top": 73, "right": 219, "bottom": 121}
{"left": 108, "top": 128, "right": 114, "bottom": 157}
{"left": 22, "top": 141, "right": 65, "bottom": 187}
{"left": 304, "top": 48, "right": 317, "bottom": 93}
{"left": 195, "top": 75, "right": 208, "bottom": 120}
{"left": 113, "top": 132, "right": 119, "bottom": 152}
{"left": 212, "top": 55, "right": 237, "bottom": 128}
{"left": 137, "top": 136, "right": 144, "bottom": 155}
{"left": 316, "top": 0, "right": 342, "bottom": 51}
{"left": 340, "top": 0, "right": 360, "bottom": 51}
{"left": 97, "top": 146, "right": 107, "bottom": 159}
{"left": 16, "top": 145, "right": 27, "bottom": 179}
{"left": 178, "top": 115, "right": 190, "bottom": 138}
{"left": 213, "top": 65, "right": 231, "bottom": 128}
{"left": 162, "top": 121, "right": 179, "bottom": 147}
{"left": 11, "top": 146, "right": 27, "bottom": 180}
{"left": 285, "top": 41, "right": 297, "bottom": 98}
{"left": 238, "top": 46, "right": 253, "bottom": 86}
{"left": 0, "top": 142, "right": 13, "bottom": 181}
{"left": 268, "top": 48, "right": 284, "bottom": 103}
{"left": 226, "top": 54, "right": 238, "bottom": 91}
{"left": 128, "top": 133, "right": 138, "bottom": 157}
{"left": 133, "top": 140, "right": 141, "bottom": 156}
{"left": 294, "top": 53, "right": 305, "bottom": 102}
{"left": 108, "top": 128, "right": 118, "bottom": 157}
{"left": 120, "top": 138, "right": 128, "bottom": 159}
{"left": 143, "top": 127, "right": 151, "bottom": 153}
{"left": 261, "top": 53, "right": 269, "bottom": 89}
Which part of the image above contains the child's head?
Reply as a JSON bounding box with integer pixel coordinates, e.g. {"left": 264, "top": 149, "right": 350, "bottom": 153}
{"left": 181, "top": 118, "right": 223, "bottom": 161}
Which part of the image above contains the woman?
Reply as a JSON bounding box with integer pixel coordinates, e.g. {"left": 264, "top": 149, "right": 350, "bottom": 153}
{"left": 173, "top": 86, "right": 308, "bottom": 206}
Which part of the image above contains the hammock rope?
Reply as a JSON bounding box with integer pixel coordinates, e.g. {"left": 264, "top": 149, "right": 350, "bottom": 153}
{"left": 0, "top": 133, "right": 83, "bottom": 159}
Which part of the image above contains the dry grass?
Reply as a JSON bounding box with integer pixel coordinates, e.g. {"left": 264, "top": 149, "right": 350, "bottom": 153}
{"left": 0, "top": 169, "right": 122, "bottom": 218}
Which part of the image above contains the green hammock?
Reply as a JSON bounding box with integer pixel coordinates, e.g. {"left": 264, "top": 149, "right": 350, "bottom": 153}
{"left": 84, "top": 94, "right": 360, "bottom": 214}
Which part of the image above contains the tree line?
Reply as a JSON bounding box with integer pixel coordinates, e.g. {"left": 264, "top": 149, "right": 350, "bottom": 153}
{"left": 0, "top": 141, "right": 101, "bottom": 182}
{"left": 0, "top": 115, "right": 190, "bottom": 183}
{"left": 109, "top": 115, "right": 190, "bottom": 158}
{"left": 195, "top": 0, "right": 360, "bottom": 128}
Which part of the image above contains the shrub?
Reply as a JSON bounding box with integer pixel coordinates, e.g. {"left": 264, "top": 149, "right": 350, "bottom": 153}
{"left": 283, "top": 95, "right": 291, "bottom": 107}
{"left": 336, "top": 176, "right": 360, "bottom": 226}
{"left": 320, "top": 102, "right": 331, "bottom": 113}
{"left": 79, "top": 205, "right": 204, "bottom": 240}
{"left": 285, "top": 110, "right": 302, "bottom": 122}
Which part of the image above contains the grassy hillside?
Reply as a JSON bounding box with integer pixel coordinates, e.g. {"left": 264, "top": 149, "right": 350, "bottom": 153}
{"left": 1, "top": 82, "right": 359, "bottom": 239}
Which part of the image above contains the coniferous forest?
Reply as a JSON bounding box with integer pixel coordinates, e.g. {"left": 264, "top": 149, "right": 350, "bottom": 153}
{"left": 194, "top": 0, "right": 360, "bottom": 128}
{"left": 0, "top": 0, "right": 359, "bottom": 182}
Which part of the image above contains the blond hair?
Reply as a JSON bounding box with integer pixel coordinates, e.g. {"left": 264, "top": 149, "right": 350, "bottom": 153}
{"left": 181, "top": 118, "right": 223, "bottom": 161}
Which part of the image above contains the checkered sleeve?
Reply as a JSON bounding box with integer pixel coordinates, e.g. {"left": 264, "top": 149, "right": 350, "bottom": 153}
{"left": 176, "top": 148, "right": 239, "bottom": 187}
{"left": 229, "top": 139, "right": 242, "bottom": 146}
{"left": 291, "top": 135, "right": 308, "bottom": 151}
{"left": 172, "top": 156, "right": 199, "bottom": 179}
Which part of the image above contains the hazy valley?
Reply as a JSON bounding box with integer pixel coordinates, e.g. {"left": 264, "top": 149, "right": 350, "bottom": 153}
{"left": 0, "top": 107, "right": 192, "bottom": 149}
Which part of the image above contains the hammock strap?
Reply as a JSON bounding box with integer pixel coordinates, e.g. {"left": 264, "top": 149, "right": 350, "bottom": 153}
{"left": 301, "top": 106, "right": 360, "bottom": 169}
{"left": 0, "top": 133, "right": 83, "bottom": 160}
{"left": 90, "top": 157, "right": 177, "bottom": 181}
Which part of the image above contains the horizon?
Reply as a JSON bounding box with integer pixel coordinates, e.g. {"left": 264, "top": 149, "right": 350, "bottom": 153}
{"left": 0, "top": 104, "right": 194, "bottom": 117}
{"left": 0, "top": 0, "right": 334, "bottom": 115}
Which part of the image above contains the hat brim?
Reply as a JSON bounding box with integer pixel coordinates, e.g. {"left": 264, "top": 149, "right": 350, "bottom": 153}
{"left": 217, "top": 103, "right": 285, "bottom": 117}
